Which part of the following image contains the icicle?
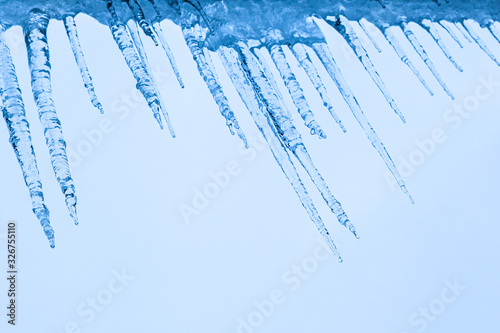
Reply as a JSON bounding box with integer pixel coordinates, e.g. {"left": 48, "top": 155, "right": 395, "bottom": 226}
{"left": 455, "top": 22, "right": 473, "bottom": 43}
{"left": 125, "top": 0, "right": 158, "bottom": 45}
{"left": 331, "top": 16, "right": 405, "bottom": 123}
{"left": 402, "top": 23, "right": 455, "bottom": 99}
{"left": 269, "top": 44, "right": 326, "bottom": 138}
{"left": 359, "top": 18, "right": 382, "bottom": 53}
{"left": 237, "top": 43, "right": 356, "bottom": 236}
{"left": 290, "top": 43, "right": 346, "bottom": 132}
{"left": 486, "top": 21, "right": 500, "bottom": 44}
{"left": 109, "top": 18, "right": 165, "bottom": 129}
{"left": 312, "top": 42, "right": 413, "bottom": 203}
{"left": 252, "top": 46, "right": 294, "bottom": 121}
{"left": 151, "top": 22, "right": 184, "bottom": 88}
{"left": 184, "top": 0, "right": 213, "bottom": 33}
{"left": 422, "top": 20, "right": 463, "bottom": 72}
{"left": 183, "top": 27, "right": 247, "bottom": 146}
{"left": 24, "top": 9, "right": 79, "bottom": 225}
{"left": 219, "top": 47, "right": 343, "bottom": 260}
{"left": 63, "top": 15, "right": 104, "bottom": 114}
{"left": 0, "top": 26, "right": 55, "bottom": 247}
{"left": 384, "top": 28, "right": 434, "bottom": 96}
{"left": 126, "top": 19, "right": 176, "bottom": 137}
{"left": 439, "top": 20, "right": 464, "bottom": 48}
{"left": 463, "top": 20, "right": 500, "bottom": 66}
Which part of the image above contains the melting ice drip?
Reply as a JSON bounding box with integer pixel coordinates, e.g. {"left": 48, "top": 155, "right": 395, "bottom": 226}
{"left": 0, "top": 0, "right": 499, "bottom": 259}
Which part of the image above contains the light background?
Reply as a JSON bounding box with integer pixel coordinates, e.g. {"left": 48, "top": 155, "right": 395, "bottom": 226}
{"left": 0, "top": 14, "right": 499, "bottom": 333}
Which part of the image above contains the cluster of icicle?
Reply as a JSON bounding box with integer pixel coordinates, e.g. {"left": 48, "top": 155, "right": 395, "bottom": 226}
{"left": 1, "top": 0, "right": 499, "bottom": 260}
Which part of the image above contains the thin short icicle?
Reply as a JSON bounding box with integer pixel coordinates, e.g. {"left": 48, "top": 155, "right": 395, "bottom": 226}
{"left": 24, "top": 9, "right": 79, "bottom": 225}
{"left": 463, "top": 20, "right": 500, "bottom": 66}
{"left": 331, "top": 16, "right": 405, "bottom": 123}
{"left": 402, "top": 23, "right": 455, "bottom": 99}
{"left": 269, "top": 43, "right": 326, "bottom": 138}
{"left": 125, "top": 0, "right": 158, "bottom": 45}
{"left": 236, "top": 43, "right": 357, "bottom": 237}
{"left": 422, "top": 20, "right": 463, "bottom": 71}
{"left": 220, "top": 47, "right": 343, "bottom": 260}
{"left": 151, "top": 22, "right": 184, "bottom": 88}
{"left": 290, "top": 43, "right": 346, "bottom": 132}
{"left": 183, "top": 26, "right": 247, "bottom": 146}
{"left": 126, "top": 19, "right": 175, "bottom": 137}
{"left": 312, "top": 42, "right": 413, "bottom": 203}
{"left": 252, "top": 46, "right": 294, "bottom": 121}
{"left": 359, "top": 18, "right": 382, "bottom": 52}
{"left": 384, "top": 28, "right": 434, "bottom": 96}
{"left": 455, "top": 22, "right": 473, "bottom": 43}
{"left": 63, "top": 15, "right": 104, "bottom": 113}
{"left": 439, "top": 20, "right": 464, "bottom": 48}
{"left": 0, "top": 26, "right": 55, "bottom": 247}
{"left": 487, "top": 21, "right": 500, "bottom": 44}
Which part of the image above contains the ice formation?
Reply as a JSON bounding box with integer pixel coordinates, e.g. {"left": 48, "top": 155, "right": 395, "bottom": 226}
{"left": 0, "top": 0, "right": 498, "bottom": 259}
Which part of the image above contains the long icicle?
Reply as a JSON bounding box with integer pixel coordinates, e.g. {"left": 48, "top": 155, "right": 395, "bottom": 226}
{"left": 455, "top": 22, "right": 473, "bottom": 43}
{"left": 487, "top": 21, "right": 500, "bottom": 44}
{"left": 402, "top": 22, "right": 455, "bottom": 99}
{"left": 439, "top": 20, "right": 464, "bottom": 48}
{"left": 24, "top": 9, "right": 79, "bottom": 225}
{"left": 0, "top": 25, "right": 55, "bottom": 247}
{"left": 359, "top": 18, "right": 382, "bottom": 53}
{"left": 126, "top": 19, "right": 175, "bottom": 137}
{"left": 421, "top": 20, "right": 463, "bottom": 71}
{"left": 384, "top": 28, "right": 434, "bottom": 96}
{"left": 125, "top": 0, "right": 158, "bottom": 45}
{"left": 252, "top": 46, "right": 294, "bottom": 121}
{"left": 63, "top": 15, "right": 104, "bottom": 114}
{"left": 146, "top": 0, "right": 185, "bottom": 88}
{"left": 331, "top": 16, "right": 405, "bottom": 123}
{"left": 108, "top": 16, "right": 165, "bottom": 129}
{"left": 463, "top": 20, "right": 500, "bottom": 66}
{"left": 290, "top": 43, "right": 346, "bottom": 132}
{"left": 182, "top": 26, "right": 247, "bottom": 146}
{"left": 269, "top": 43, "right": 326, "bottom": 138}
{"left": 312, "top": 42, "right": 413, "bottom": 203}
{"left": 235, "top": 43, "right": 357, "bottom": 238}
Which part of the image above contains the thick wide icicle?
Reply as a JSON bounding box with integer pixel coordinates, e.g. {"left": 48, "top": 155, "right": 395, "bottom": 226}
{"left": 269, "top": 44, "right": 326, "bottom": 138}
{"left": 455, "top": 22, "right": 473, "bottom": 43}
{"left": 252, "top": 46, "right": 294, "bottom": 121}
{"left": 422, "top": 20, "right": 463, "bottom": 71}
{"left": 331, "top": 16, "right": 405, "bottom": 123}
{"left": 24, "top": 9, "right": 79, "bottom": 225}
{"left": 439, "top": 20, "right": 464, "bottom": 48}
{"left": 126, "top": 19, "right": 175, "bottom": 137}
{"left": 182, "top": 26, "right": 247, "bottom": 146}
{"left": 290, "top": 43, "right": 346, "bottom": 132}
{"left": 151, "top": 22, "right": 184, "bottom": 88}
{"left": 108, "top": 18, "right": 166, "bottom": 130}
{"left": 125, "top": 0, "right": 158, "bottom": 45}
{"left": 63, "top": 15, "right": 104, "bottom": 114}
{"left": 312, "top": 42, "right": 413, "bottom": 202}
{"left": 402, "top": 23, "right": 455, "bottom": 99}
{"left": 0, "top": 26, "right": 55, "bottom": 247}
{"left": 237, "top": 43, "right": 357, "bottom": 237}
{"left": 384, "top": 28, "right": 434, "bottom": 95}
{"left": 487, "top": 21, "right": 500, "bottom": 44}
{"left": 359, "top": 18, "right": 382, "bottom": 53}
{"left": 463, "top": 20, "right": 500, "bottom": 66}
